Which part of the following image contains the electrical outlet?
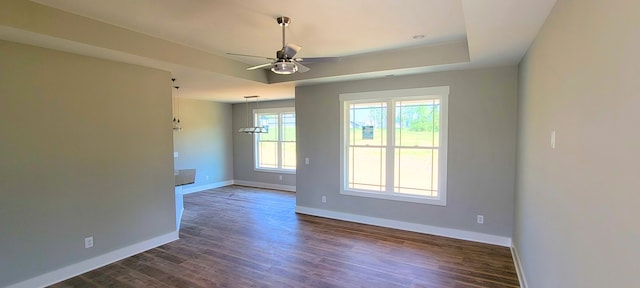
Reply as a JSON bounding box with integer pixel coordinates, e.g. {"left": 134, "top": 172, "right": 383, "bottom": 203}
{"left": 305, "top": 158, "right": 310, "bottom": 165}
{"left": 551, "top": 131, "right": 556, "bottom": 149}
{"left": 321, "top": 195, "right": 327, "bottom": 203}
{"left": 279, "top": 175, "right": 283, "bottom": 181}
{"left": 477, "top": 215, "right": 484, "bottom": 224}
{"left": 84, "top": 236, "right": 94, "bottom": 248}
{"left": 173, "top": 152, "right": 179, "bottom": 158}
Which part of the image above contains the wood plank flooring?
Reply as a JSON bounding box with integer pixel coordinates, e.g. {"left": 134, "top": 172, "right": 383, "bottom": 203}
{"left": 50, "top": 185, "right": 520, "bottom": 287}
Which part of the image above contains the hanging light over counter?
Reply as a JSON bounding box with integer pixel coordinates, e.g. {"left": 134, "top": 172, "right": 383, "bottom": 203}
{"left": 238, "top": 95, "right": 267, "bottom": 134}
{"left": 172, "top": 78, "right": 183, "bottom": 131}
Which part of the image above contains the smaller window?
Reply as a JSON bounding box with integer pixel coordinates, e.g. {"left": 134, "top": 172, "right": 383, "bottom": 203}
{"left": 254, "top": 107, "right": 296, "bottom": 173}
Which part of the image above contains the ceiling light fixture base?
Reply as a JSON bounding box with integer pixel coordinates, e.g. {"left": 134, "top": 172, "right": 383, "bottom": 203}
{"left": 276, "top": 16, "right": 290, "bottom": 26}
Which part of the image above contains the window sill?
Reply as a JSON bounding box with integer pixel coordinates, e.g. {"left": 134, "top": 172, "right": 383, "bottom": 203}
{"left": 340, "top": 189, "right": 446, "bottom": 206}
{"left": 254, "top": 168, "right": 296, "bottom": 175}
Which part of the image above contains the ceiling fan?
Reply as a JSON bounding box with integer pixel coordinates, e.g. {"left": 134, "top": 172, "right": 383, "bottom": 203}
{"left": 227, "top": 16, "right": 338, "bottom": 75}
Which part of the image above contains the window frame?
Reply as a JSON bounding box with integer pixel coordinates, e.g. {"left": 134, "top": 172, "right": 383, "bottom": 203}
{"left": 253, "top": 107, "right": 296, "bottom": 174}
{"left": 339, "top": 86, "right": 449, "bottom": 205}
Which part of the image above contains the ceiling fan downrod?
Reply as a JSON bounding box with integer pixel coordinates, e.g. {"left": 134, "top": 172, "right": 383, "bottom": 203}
{"left": 277, "top": 16, "right": 290, "bottom": 53}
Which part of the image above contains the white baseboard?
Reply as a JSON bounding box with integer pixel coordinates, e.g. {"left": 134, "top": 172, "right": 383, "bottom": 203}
{"left": 179, "top": 180, "right": 296, "bottom": 194}
{"left": 511, "top": 244, "right": 528, "bottom": 288}
{"left": 7, "top": 231, "right": 179, "bottom": 288}
{"left": 177, "top": 206, "right": 184, "bottom": 231}
{"left": 233, "top": 180, "right": 296, "bottom": 192}
{"left": 295, "top": 206, "right": 512, "bottom": 247}
{"left": 181, "top": 180, "right": 234, "bottom": 194}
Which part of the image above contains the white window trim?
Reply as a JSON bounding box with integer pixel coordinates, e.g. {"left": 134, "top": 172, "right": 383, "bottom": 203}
{"left": 339, "top": 86, "right": 449, "bottom": 206}
{"left": 253, "top": 107, "right": 296, "bottom": 174}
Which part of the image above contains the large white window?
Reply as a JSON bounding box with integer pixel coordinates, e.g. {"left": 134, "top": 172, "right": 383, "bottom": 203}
{"left": 339, "top": 87, "right": 448, "bottom": 205}
{"left": 254, "top": 107, "right": 296, "bottom": 173}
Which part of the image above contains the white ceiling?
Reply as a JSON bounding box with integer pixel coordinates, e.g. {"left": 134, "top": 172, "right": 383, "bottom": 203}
{"left": 4, "top": 0, "right": 557, "bottom": 103}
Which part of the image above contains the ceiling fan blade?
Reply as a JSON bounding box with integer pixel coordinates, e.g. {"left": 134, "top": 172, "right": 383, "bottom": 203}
{"left": 282, "top": 43, "right": 302, "bottom": 58}
{"left": 226, "top": 52, "right": 276, "bottom": 61}
{"left": 292, "top": 60, "right": 310, "bottom": 73}
{"left": 246, "top": 62, "right": 274, "bottom": 70}
{"left": 294, "top": 57, "right": 341, "bottom": 63}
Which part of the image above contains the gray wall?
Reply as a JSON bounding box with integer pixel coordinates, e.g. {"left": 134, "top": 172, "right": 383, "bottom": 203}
{"left": 295, "top": 66, "right": 518, "bottom": 237}
{"left": 173, "top": 99, "right": 233, "bottom": 187}
{"left": 515, "top": 0, "right": 640, "bottom": 287}
{"left": 0, "top": 41, "right": 175, "bottom": 286}
{"left": 232, "top": 99, "right": 297, "bottom": 187}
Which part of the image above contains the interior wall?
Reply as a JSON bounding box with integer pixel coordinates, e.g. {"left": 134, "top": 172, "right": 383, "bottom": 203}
{"left": 295, "top": 66, "right": 518, "bottom": 238}
{"left": 0, "top": 40, "right": 175, "bottom": 287}
{"left": 515, "top": 0, "right": 640, "bottom": 287}
{"left": 173, "top": 98, "right": 233, "bottom": 188}
{"left": 232, "top": 99, "right": 297, "bottom": 188}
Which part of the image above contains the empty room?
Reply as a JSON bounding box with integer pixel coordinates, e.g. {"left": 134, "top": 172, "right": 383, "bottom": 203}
{"left": 1, "top": 0, "right": 638, "bottom": 287}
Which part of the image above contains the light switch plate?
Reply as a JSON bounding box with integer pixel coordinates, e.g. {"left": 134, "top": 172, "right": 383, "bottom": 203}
{"left": 84, "top": 236, "right": 94, "bottom": 248}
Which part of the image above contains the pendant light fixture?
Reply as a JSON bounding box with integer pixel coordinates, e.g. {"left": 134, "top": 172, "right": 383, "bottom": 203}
{"left": 172, "top": 78, "right": 183, "bottom": 131}
{"left": 238, "top": 95, "right": 268, "bottom": 134}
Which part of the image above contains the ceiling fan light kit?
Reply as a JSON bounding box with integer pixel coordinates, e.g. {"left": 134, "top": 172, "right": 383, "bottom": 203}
{"left": 227, "top": 16, "right": 337, "bottom": 75}
{"left": 271, "top": 61, "right": 298, "bottom": 74}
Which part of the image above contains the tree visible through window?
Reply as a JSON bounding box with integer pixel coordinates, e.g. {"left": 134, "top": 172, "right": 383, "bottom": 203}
{"left": 255, "top": 108, "right": 296, "bottom": 172}
{"left": 394, "top": 99, "right": 440, "bottom": 196}
{"left": 340, "top": 87, "right": 448, "bottom": 205}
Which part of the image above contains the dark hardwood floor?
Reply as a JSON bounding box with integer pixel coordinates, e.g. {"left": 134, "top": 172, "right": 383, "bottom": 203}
{"left": 50, "top": 185, "right": 520, "bottom": 288}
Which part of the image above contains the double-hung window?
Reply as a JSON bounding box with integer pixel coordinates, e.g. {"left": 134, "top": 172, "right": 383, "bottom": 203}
{"left": 254, "top": 107, "right": 296, "bottom": 173}
{"left": 339, "top": 87, "right": 448, "bottom": 205}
